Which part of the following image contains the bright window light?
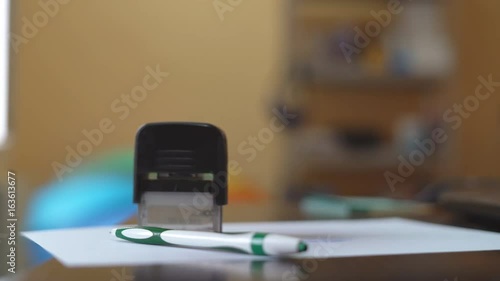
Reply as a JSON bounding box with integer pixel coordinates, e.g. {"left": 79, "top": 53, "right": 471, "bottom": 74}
{"left": 0, "top": 0, "right": 10, "bottom": 146}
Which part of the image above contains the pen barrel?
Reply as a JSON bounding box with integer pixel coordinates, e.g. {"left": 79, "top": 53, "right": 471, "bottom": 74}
{"left": 113, "top": 227, "right": 305, "bottom": 256}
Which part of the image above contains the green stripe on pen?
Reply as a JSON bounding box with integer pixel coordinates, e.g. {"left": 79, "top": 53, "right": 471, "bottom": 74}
{"left": 250, "top": 233, "right": 268, "bottom": 255}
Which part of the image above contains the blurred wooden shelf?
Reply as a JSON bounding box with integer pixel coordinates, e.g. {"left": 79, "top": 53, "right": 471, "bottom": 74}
{"left": 295, "top": 149, "right": 439, "bottom": 172}
{"left": 299, "top": 75, "right": 446, "bottom": 92}
{"left": 294, "top": 0, "right": 387, "bottom": 24}
{"left": 283, "top": 0, "right": 454, "bottom": 196}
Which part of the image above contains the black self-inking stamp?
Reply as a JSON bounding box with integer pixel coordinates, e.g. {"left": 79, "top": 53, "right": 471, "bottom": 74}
{"left": 134, "top": 123, "right": 228, "bottom": 232}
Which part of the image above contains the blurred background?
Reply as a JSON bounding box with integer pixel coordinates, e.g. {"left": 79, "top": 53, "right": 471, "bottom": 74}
{"left": 1, "top": 0, "right": 500, "bottom": 273}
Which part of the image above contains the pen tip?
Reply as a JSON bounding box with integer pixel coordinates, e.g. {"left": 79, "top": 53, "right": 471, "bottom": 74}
{"left": 298, "top": 241, "right": 308, "bottom": 252}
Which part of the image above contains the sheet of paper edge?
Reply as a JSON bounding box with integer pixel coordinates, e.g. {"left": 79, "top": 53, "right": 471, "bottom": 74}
{"left": 22, "top": 218, "right": 500, "bottom": 267}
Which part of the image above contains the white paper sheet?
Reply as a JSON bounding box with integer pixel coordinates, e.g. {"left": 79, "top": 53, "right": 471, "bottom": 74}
{"left": 22, "top": 218, "right": 500, "bottom": 267}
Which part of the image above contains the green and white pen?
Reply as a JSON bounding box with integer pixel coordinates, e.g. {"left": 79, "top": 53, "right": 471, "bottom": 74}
{"left": 111, "top": 226, "right": 308, "bottom": 256}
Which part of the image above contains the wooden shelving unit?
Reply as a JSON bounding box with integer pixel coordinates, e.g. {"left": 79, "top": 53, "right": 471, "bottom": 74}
{"left": 283, "top": 0, "right": 455, "bottom": 196}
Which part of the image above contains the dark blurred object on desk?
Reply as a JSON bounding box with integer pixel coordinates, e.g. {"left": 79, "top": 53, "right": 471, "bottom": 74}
{"left": 337, "top": 127, "right": 383, "bottom": 150}
{"left": 419, "top": 178, "right": 500, "bottom": 230}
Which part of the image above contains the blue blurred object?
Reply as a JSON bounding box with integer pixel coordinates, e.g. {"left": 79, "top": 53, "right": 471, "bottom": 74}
{"left": 24, "top": 150, "right": 137, "bottom": 266}
{"left": 25, "top": 174, "right": 135, "bottom": 230}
